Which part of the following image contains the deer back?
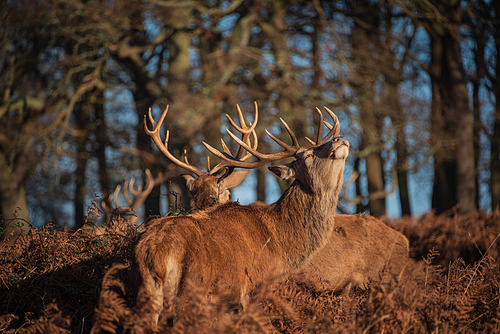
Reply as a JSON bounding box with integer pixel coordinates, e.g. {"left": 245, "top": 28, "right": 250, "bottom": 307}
{"left": 295, "top": 213, "right": 409, "bottom": 292}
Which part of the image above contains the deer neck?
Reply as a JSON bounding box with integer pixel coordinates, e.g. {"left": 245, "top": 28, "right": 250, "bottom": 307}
{"left": 269, "top": 179, "right": 341, "bottom": 270}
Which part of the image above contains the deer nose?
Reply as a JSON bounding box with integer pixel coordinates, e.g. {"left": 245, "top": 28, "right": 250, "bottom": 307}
{"left": 333, "top": 136, "right": 348, "bottom": 144}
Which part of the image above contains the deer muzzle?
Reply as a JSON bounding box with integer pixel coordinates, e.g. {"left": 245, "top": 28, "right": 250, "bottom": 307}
{"left": 331, "top": 136, "right": 350, "bottom": 160}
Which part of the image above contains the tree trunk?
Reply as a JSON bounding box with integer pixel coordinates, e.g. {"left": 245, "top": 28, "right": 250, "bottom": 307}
{"left": 0, "top": 145, "right": 31, "bottom": 244}
{"left": 256, "top": 167, "right": 266, "bottom": 202}
{"left": 349, "top": 12, "right": 387, "bottom": 217}
{"left": 365, "top": 152, "right": 386, "bottom": 217}
{"left": 393, "top": 103, "right": 411, "bottom": 216}
{"left": 94, "top": 91, "right": 111, "bottom": 216}
{"left": 492, "top": 27, "right": 500, "bottom": 210}
{"left": 472, "top": 21, "right": 485, "bottom": 210}
{"left": 450, "top": 43, "right": 476, "bottom": 215}
{"left": 354, "top": 157, "right": 365, "bottom": 213}
{"left": 134, "top": 92, "right": 162, "bottom": 217}
{"left": 163, "top": 30, "right": 196, "bottom": 211}
{"left": 74, "top": 146, "right": 87, "bottom": 229}
{"left": 74, "top": 102, "right": 89, "bottom": 229}
{"left": 492, "top": 112, "right": 500, "bottom": 210}
{"left": 427, "top": 3, "right": 476, "bottom": 215}
{"left": 358, "top": 91, "right": 386, "bottom": 216}
{"left": 384, "top": 47, "right": 411, "bottom": 216}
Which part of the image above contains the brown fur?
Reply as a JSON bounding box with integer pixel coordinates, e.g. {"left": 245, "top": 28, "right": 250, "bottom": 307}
{"left": 135, "top": 139, "right": 349, "bottom": 325}
{"left": 295, "top": 213, "right": 409, "bottom": 292}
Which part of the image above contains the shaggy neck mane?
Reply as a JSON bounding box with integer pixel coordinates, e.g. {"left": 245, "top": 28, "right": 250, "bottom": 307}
{"left": 267, "top": 178, "right": 341, "bottom": 269}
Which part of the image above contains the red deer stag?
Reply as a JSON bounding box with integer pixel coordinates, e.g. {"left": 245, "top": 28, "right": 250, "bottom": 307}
{"left": 135, "top": 104, "right": 349, "bottom": 325}
{"left": 177, "top": 106, "right": 409, "bottom": 293}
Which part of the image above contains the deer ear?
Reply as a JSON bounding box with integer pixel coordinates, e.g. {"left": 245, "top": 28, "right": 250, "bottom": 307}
{"left": 268, "top": 164, "right": 295, "bottom": 180}
{"left": 220, "top": 169, "right": 250, "bottom": 190}
{"left": 180, "top": 174, "right": 196, "bottom": 191}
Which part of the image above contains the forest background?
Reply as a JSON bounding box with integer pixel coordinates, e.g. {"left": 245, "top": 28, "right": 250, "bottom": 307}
{"left": 1, "top": 0, "right": 500, "bottom": 238}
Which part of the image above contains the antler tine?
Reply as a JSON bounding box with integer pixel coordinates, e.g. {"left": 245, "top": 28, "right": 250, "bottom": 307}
{"left": 113, "top": 184, "right": 123, "bottom": 210}
{"left": 320, "top": 106, "right": 340, "bottom": 142}
{"left": 220, "top": 138, "right": 233, "bottom": 156}
{"left": 226, "top": 103, "right": 258, "bottom": 134}
{"left": 153, "top": 170, "right": 166, "bottom": 187}
{"left": 101, "top": 200, "right": 113, "bottom": 216}
{"left": 207, "top": 131, "right": 258, "bottom": 178}
{"left": 323, "top": 119, "right": 340, "bottom": 136}
{"left": 218, "top": 129, "right": 258, "bottom": 163}
{"left": 144, "top": 106, "right": 205, "bottom": 177}
{"left": 266, "top": 118, "right": 300, "bottom": 152}
{"left": 305, "top": 137, "right": 316, "bottom": 146}
{"left": 240, "top": 129, "right": 258, "bottom": 161}
{"left": 315, "top": 107, "right": 324, "bottom": 145}
{"left": 101, "top": 183, "right": 129, "bottom": 215}
{"left": 123, "top": 178, "right": 135, "bottom": 207}
{"left": 304, "top": 107, "right": 326, "bottom": 146}
{"left": 183, "top": 149, "right": 190, "bottom": 165}
{"left": 101, "top": 184, "right": 123, "bottom": 216}
{"left": 225, "top": 101, "right": 259, "bottom": 160}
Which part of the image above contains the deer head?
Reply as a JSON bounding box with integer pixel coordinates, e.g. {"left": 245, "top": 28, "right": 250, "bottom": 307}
{"left": 135, "top": 103, "right": 349, "bottom": 327}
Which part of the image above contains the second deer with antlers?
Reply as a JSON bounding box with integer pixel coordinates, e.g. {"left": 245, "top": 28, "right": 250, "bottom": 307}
{"left": 135, "top": 103, "right": 349, "bottom": 326}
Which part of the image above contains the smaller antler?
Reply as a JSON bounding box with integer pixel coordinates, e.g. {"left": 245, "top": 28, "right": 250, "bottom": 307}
{"left": 226, "top": 102, "right": 259, "bottom": 161}
{"left": 101, "top": 169, "right": 165, "bottom": 219}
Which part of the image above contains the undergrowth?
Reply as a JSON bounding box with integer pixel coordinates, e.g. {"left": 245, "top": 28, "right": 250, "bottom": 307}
{"left": 1, "top": 205, "right": 499, "bottom": 333}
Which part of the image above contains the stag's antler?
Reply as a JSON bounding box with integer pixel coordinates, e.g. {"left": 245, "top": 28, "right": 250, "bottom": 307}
{"left": 204, "top": 105, "right": 340, "bottom": 170}
{"left": 101, "top": 169, "right": 165, "bottom": 218}
{"left": 144, "top": 103, "right": 259, "bottom": 178}
{"left": 144, "top": 106, "right": 206, "bottom": 177}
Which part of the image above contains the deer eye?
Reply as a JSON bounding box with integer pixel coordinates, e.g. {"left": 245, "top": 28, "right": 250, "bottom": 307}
{"left": 303, "top": 154, "right": 313, "bottom": 161}
{"left": 300, "top": 148, "right": 316, "bottom": 163}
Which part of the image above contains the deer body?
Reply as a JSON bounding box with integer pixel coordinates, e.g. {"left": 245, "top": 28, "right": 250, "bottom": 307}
{"left": 136, "top": 192, "right": 333, "bottom": 316}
